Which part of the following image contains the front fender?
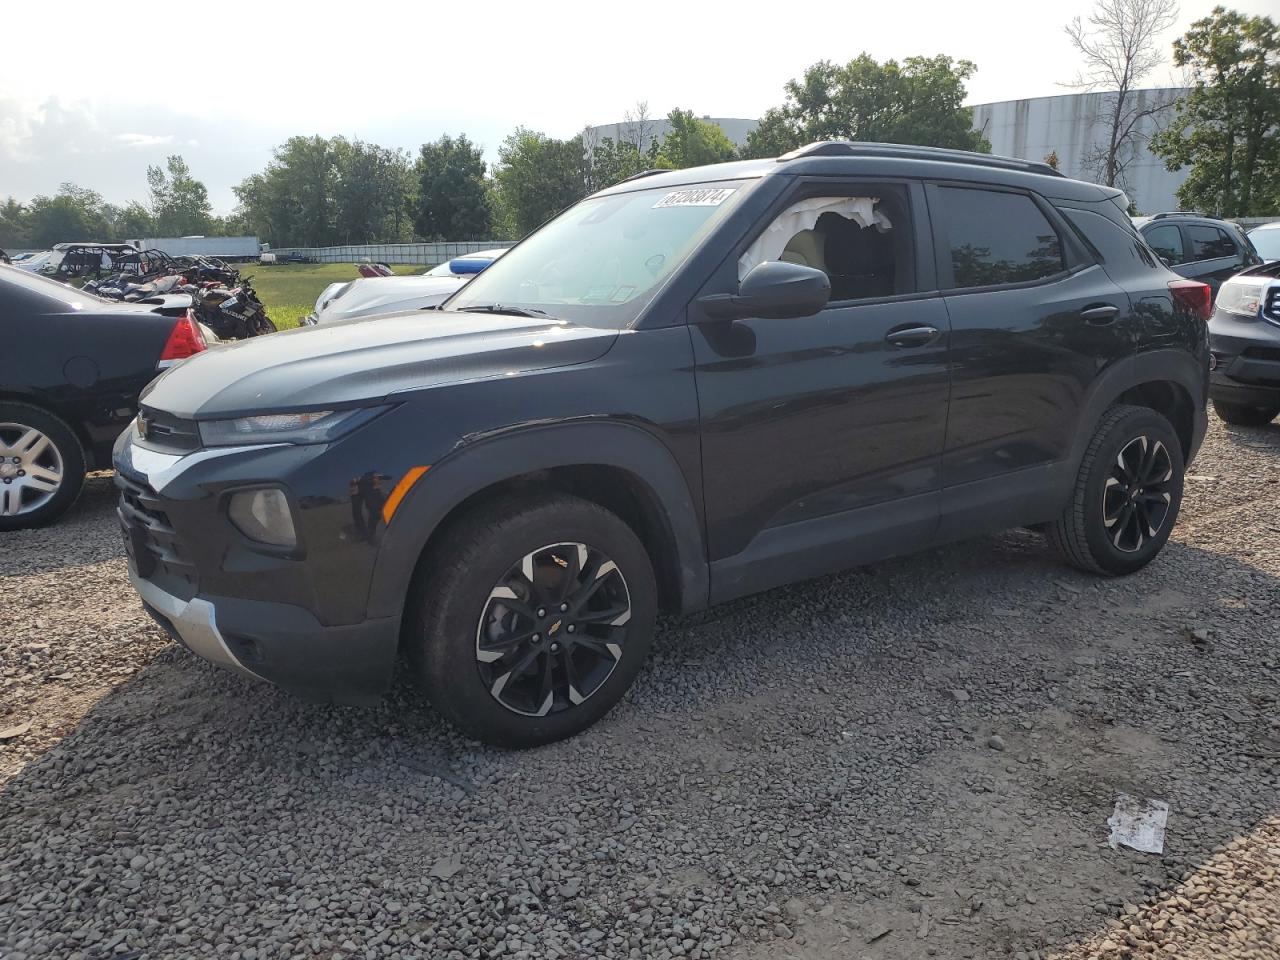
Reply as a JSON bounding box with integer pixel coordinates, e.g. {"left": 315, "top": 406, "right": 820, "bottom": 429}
{"left": 365, "top": 419, "right": 709, "bottom": 625}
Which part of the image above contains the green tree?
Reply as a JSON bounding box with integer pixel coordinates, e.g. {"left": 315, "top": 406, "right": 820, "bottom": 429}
{"left": 586, "top": 136, "right": 661, "bottom": 192}
{"left": 742, "top": 54, "right": 991, "bottom": 159}
{"left": 24, "top": 184, "right": 111, "bottom": 247}
{"left": 493, "top": 128, "right": 589, "bottom": 237}
{"left": 332, "top": 138, "right": 413, "bottom": 244}
{"left": 0, "top": 198, "right": 30, "bottom": 248}
{"left": 655, "top": 110, "right": 738, "bottom": 168}
{"left": 412, "top": 134, "right": 491, "bottom": 240}
{"left": 147, "top": 155, "right": 212, "bottom": 236}
{"left": 109, "top": 201, "right": 156, "bottom": 240}
{"left": 1150, "top": 7, "right": 1280, "bottom": 216}
{"left": 233, "top": 136, "right": 337, "bottom": 246}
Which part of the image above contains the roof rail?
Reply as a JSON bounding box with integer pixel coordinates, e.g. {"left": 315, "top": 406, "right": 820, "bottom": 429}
{"left": 615, "top": 168, "right": 669, "bottom": 184}
{"left": 1151, "top": 211, "right": 1211, "bottom": 220}
{"left": 777, "top": 141, "right": 1066, "bottom": 178}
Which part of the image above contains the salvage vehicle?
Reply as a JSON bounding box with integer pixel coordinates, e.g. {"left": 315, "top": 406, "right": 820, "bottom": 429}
{"left": 45, "top": 241, "right": 142, "bottom": 279}
{"left": 303, "top": 249, "right": 508, "bottom": 326}
{"left": 115, "top": 143, "right": 1209, "bottom": 746}
{"left": 1206, "top": 263, "right": 1280, "bottom": 425}
{"left": 1, "top": 264, "right": 207, "bottom": 528}
{"left": 1134, "top": 213, "right": 1262, "bottom": 296}
{"left": 1248, "top": 222, "right": 1280, "bottom": 264}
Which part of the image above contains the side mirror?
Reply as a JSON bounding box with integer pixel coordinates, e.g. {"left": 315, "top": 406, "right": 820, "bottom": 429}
{"left": 696, "top": 260, "right": 831, "bottom": 321}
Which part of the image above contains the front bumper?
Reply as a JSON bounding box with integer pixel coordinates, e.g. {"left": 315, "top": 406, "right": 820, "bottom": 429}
{"left": 1209, "top": 310, "right": 1280, "bottom": 405}
{"left": 130, "top": 559, "right": 399, "bottom": 704}
{"left": 114, "top": 426, "right": 404, "bottom": 704}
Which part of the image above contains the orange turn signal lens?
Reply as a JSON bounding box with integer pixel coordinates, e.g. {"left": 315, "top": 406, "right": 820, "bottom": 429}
{"left": 381, "top": 465, "right": 430, "bottom": 526}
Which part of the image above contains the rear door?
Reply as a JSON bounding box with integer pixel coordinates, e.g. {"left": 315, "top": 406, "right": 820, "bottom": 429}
{"left": 928, "top": 183, "right": 1134, "bottom": 537}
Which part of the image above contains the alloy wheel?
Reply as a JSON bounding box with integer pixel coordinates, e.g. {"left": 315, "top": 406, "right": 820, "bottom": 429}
{"left": 476, "top": 541, "right": 632, "bottom": 717}
{"left": 0, "top": 423, "right": 64, "bottom": 517}
{"left": 1103, "top": 435, "right": 1173, "bottom": 553}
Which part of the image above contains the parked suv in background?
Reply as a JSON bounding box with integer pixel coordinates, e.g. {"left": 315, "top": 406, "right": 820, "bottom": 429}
{"left": 115, "top": 142, "right": 1209, "bottom": 746}
{"left": 1207, "top": 262, "right": 1280, "bottom": 425}
{"left": 1135, "top": 213, "right": 1262, "bottom": 295}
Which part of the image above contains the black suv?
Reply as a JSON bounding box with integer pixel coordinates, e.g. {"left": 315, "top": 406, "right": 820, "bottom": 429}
{"left": 115, "top": 143, "right": 1210, "bottom": 746}
{"left": 1134, "top": 212, "right": 1262, "bottom": 296}
{"left": 1206, "top": 262, "right": 1280, "bottom": 425}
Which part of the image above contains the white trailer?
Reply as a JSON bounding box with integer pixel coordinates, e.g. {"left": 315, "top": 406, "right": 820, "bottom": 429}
{"left": 133, "top": 236, "right": 261, "bottom": 260}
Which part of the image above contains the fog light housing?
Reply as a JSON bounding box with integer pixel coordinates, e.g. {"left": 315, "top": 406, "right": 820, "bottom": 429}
{"left": 228, "top": 488, "right": 297, "bottom": 548}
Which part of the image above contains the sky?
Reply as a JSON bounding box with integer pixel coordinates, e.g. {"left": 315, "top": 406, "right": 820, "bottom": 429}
{"left": 1, "top": 0, "right": 1273, "bottom": 215}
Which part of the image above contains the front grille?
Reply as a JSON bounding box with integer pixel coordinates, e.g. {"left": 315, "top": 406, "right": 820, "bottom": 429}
{"left": 137, "top": 408, "right": 201, "bottom": 453}
{"left": 116, "top": 473, "right": 198, "bottom": 600}
{"left": 1265, "top": 287, "right": 1280, "bottom": 327}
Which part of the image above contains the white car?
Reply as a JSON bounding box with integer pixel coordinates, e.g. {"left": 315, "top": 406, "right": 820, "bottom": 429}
{"left": 1248, "top": 222, "right": 1280, "bottom": 264}
{"left": 303, "top": 248, "right": 509, "bottom": 325}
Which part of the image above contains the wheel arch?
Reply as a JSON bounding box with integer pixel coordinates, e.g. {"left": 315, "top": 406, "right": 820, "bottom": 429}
{"left": 366, "top": 421, "right": 709, "bottom": 632}
{"left": 1072, "top": 349, "right": 1207, "bottom": 467}
{"left": 0, "top": 391, "right": 92, "bottom": 466}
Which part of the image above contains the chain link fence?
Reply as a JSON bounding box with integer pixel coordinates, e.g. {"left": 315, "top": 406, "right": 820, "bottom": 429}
{"left": 265, "top": 241, "right": 514, "bottom": 266}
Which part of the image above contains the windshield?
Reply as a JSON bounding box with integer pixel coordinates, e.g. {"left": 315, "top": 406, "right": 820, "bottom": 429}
{"left": 1250, "top": 228, "right": 1280, "bottom": 261}
{"left": 445, "top": 180, "right": 751, "bottom": 326}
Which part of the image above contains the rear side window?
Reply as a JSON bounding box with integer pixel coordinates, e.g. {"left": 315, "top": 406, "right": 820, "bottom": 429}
{"left": 1144, "top": 224, "right": 1186, "bottom": 265}
{"left": 938, "top": 187, "right": 1065, "bottom": 289}
{"left": 1186, "top": 224, "right": 1237, "bottom": 261}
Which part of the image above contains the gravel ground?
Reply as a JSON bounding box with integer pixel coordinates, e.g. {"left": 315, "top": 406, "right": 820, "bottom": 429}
{"left": 1, "top": 418, "right": 1278, "bottom": 960}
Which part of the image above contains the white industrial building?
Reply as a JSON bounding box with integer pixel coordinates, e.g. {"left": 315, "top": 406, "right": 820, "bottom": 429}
{"left": 967, "top": 88, "right": 1188, "bottom": 213}
{"left": 590, "top": 88, "right": 1190, "bottom": 214}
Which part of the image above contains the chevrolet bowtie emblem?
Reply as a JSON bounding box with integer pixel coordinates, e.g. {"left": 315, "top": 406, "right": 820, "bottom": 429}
{"left": 548, "top": 620, "right": 562, "bottom": 635}
{"left": 136, "top": 417, "right": 150, "bottom": 439}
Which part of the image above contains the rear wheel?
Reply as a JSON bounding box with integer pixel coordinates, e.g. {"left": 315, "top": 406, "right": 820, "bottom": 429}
{"left": 1212, "top": 399, "right": 1280, "bottom": 427}
{"left": 0, "top": 402, "right": 86, "bottom": 531}
{"left": 1048, "top": 404, "right": 1184, "bottom": 576}
{"left": 408, "top": 493, "right": 657, "bottom": 747}
{"left": 250, "top": 314, "right": 277, "bottom": 336}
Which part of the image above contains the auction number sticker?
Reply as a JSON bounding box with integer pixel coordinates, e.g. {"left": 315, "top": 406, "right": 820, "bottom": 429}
{"left": 653, "top": 187, "right": 737, "bottom": 208}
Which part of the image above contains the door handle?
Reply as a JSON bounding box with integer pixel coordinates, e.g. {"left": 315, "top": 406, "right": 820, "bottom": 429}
{"left": 1080, "top": 304, "right": 1120, "bottom": 325}
{"left": 885, "top": 324, "right": 939, "bottom": 348}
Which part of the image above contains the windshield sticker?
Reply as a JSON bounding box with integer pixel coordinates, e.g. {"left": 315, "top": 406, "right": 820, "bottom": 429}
{"left": 653, "top": 187, "right": 737, "bottom": 208}
{"left": 610, "top": 285, "right": 636, "bottom": 302}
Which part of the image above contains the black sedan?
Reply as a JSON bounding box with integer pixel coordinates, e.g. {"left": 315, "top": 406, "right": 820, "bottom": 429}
{"left": 0, "top": 265, "right": 208, "bottom": 529}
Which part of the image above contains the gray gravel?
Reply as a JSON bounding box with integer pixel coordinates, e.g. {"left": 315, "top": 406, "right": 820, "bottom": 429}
{"left": 2, "top": 418, "right": 1279, "bottom": 960}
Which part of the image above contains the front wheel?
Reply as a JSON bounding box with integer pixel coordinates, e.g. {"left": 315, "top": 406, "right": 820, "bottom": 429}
{"left": 1048, "top": 405, "right": 1185, "bottom": 576}
{"left": 408, "top": 493, "right": 657, "bottom": 747}
{"left": 1212, "top": 399, "right": 1279, "bottom": 427}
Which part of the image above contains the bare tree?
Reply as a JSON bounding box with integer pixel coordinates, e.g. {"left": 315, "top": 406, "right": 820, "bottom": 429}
{"left": 619, "top": 101, "right": 655, "bottom": 153}
{"left": 1065, "top": 0, "right": 1179, "bottom": 189}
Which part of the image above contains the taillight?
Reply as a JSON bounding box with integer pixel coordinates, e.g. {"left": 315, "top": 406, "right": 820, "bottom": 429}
{"left": 159, "top": 309, "right": 208, "bottom": 363}
{"left": 1168, "top": 279, "right": 1212, "bottom": 322}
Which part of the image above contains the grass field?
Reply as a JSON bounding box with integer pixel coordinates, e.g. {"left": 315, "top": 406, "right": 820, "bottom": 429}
{"left": 244, "top": 263, "right": 421, "bottom": 328}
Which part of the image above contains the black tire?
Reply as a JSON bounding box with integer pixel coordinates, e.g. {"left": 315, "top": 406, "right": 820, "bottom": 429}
{"left": 1212, "top": 399, "right": 1280, "bottom": 427}
{"left": 250, "top": 314, "right": 277, "bottom": 336}
{"left": 1048, "top": 404, "right": 1185, "bottom": 576}
{"left": 407, "top": 493, "right": 658, "bottom": 747}
{"left": 0, "top": 402, "right": 86, "bottom": 531}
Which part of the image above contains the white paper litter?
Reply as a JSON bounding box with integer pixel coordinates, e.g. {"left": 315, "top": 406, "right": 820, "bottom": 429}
{"left": 1107, "top": 794, "right": 1169, "bottom": 854}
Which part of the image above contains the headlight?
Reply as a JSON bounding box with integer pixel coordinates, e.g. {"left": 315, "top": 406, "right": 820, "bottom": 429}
{"left": 1215, "top": 276, "right": 1270, "bottom": 317}
{"left": 198, "top": 406, "right": 387, "bottom": 446}
{"left": 228, "top": 488, "right": 296, "bottom": 548}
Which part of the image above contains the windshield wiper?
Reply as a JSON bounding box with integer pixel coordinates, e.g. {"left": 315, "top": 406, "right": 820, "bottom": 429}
{"left": 456, "top": 303, "right": 548, "bottom": 318}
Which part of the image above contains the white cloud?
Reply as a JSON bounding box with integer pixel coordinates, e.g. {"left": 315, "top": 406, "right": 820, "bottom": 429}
{"left": 115, "top": 133, "right": 176, "bottom": 148}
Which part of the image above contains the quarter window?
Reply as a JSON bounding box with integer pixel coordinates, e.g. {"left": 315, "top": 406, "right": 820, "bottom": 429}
{"left": 1144, "top": 224, "right": 1185, "bottom": 265}
{"left": 1186, "top": 225, "right": 1237, "bottom": 261}
{"left": 939, "top": 187, "right": 1065, "bottom": 289}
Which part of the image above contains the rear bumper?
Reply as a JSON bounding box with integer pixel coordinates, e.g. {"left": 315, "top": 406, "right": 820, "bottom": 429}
{"left": 131, "top": 561, "right": 399, "bottom": 705}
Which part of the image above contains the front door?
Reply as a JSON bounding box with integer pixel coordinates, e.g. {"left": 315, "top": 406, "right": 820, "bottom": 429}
{"left": 690, "top": 180, "right": 951, "bottom": 603}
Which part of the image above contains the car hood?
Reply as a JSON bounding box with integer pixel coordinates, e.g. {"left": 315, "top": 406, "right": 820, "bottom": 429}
{"left": 142, "top": 309, "right": 619, "bottom": 419}
{"left": 316, "top": 275, "right": 466, "bottom": 323}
